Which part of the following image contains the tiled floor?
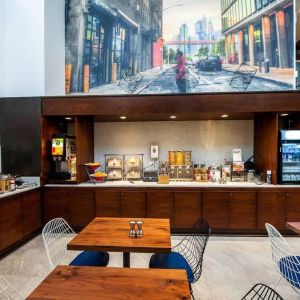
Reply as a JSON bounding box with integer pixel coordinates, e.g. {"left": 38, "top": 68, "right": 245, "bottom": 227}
{"left": 0, "top": 235, "right": 299, "bottom": 299}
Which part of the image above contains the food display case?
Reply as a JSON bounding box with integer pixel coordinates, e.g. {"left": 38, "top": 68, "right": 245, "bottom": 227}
{"left": 124, "top": 154, "right": 144, "bottom": 181}
{"left": 105, "top": 155, "right": 124, "bottom": 181}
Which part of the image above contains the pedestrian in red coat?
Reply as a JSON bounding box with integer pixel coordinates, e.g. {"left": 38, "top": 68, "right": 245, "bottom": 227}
{"left": 175, "top": 50, "right": 187, "bottom": 93}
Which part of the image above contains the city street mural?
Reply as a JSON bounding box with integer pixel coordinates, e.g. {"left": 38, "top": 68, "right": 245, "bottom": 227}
{"left": 65, "top": 0, "right": 295, "bottom": 95}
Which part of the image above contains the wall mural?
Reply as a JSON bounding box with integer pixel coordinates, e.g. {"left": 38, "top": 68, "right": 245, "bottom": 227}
{"left": 65, "top": 0, "right": 295, "bottom": 95}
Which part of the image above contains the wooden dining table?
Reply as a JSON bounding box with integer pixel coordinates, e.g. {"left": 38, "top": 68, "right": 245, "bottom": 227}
{"left": 286, "top": 222, "right": 300, "bottom": 235}
{"left": 67, "top": 217, "right": 172, "bottom": 268}
{"left": 26, "top": 265, "right": 191, "bottom": 300}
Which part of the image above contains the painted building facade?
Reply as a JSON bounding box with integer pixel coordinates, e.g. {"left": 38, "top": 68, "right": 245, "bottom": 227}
{"left": 221, "top": 0, "right": 294, "bottom": 68}
{"left": 65, "top": 0, "right": 162, "bottom": 92}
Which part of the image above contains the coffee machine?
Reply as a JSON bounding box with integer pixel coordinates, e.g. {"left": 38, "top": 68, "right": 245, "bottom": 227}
{"left": 51, "top": 134, "right": 76, "bottom": 180}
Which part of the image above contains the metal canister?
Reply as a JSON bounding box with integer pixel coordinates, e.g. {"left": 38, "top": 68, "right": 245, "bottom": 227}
{"left": 168, "top": 151, "right": 176, "bottom": 166}
{"left": 176, "top": 151, "right": 184, "bottom": 166}
{"left": 183, "top": 151, "right": 191, "bottom": 166}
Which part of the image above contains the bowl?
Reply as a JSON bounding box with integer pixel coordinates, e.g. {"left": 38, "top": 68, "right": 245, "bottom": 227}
{"left": 84, "top": 163, "right": 101, "bottom": 172}
{"left": 90, "top": 174, "right": 106, "bottom": 183}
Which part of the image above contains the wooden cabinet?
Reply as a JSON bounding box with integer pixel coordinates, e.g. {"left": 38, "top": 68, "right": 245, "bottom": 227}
{"left": 44, "top": 189, "right": 69, "bottom": 223}
{"left": 121, "top": 191, "right": 146, "bottom": 218}
{"left": 174, "top": 192, "right": 201, "bottom": 229}
{"left": 0, "top": 196, "right": 23, "bottom": 251}
{"left": 95, "top": 190, "right": 121, "bottom": 217}
{"left": 68, "top": 190, "right": 94, "bottom": 227}
{"left": 23, "top": 190, "right": 42, "bottom": 236}
{"left": 203, "top": 192, "right": 228, "bottom": 230}
{"left": 43, "top": 188, "right": 94, "bottom": 227}
{"left": 147, "top": 190, "right": 173, "bottom": 226}
{"left": 285, "top": 192, "right": 300, "bottom": 222}
{"left": 257, "top": 192, "right": 286, "bottom": 230}
{"left": 229, "top": 192, "right": 257, "bottom": 230}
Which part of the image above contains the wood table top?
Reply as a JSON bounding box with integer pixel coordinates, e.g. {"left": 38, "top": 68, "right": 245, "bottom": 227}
{"left": 26, "top": 265, "right": 191, "bottom": 300}
{"left": 286, "top": 222, "right": 300, "bottom": 235}
{"left": 68, "top": 217, "right": 171, "bottom": 253}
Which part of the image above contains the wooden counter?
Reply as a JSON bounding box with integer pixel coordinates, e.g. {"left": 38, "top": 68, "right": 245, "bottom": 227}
{"left": 43, "top": 184, "right": 300, "bottom": 235}
{"left": 0, "top": 188, "right": 42, "bottom": 257}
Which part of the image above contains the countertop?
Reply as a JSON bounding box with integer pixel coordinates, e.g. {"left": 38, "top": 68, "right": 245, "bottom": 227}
{"left": 45, "top": 181, "right": 300, "bottom": 189}
{"left": 0, "top": 185, "right": 40, "bottom": 199}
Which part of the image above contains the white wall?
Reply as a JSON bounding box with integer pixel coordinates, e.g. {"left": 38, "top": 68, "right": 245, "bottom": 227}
{"left": 94, "top": 120, "right": 254, "bottom": 168}
{"left": 4, "top": 0, "right": 45, "bottom": 97}
{"left": 44, "top": 0, "right": 65, "bottom": 96}
{"left": 0, "top": 0, "right": 65, "bottom": 97}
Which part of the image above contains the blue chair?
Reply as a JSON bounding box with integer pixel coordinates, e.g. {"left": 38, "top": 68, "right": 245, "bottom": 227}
{"left": 42, "top": 218, "right": 109, "bottom": 270}
{"left": 241, "top": 283, "right": 283, "bottom": 300}
{"left": 149, "top": 219, "right": 210, "bottom": 299}
{"left": 266, "top": 223, "right": 300, "bottom": 295}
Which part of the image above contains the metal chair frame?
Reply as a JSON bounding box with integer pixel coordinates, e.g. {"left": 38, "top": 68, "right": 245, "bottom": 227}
{"left": 265, "top": 223, "right": 300, "bottom": 294}
{"left": 241, "top": 283, "right": 283, "bottom": 300}
{"left": 172, "top": 219, "right": 210, "bottom": 284}
{"left": 42, "top": 218, "right": 80, "bottom": 270}
{"left": 0, "top": 275, "right": 25, "bottom": 299}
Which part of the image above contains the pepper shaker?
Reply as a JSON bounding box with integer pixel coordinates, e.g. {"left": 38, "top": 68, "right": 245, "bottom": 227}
{"left": 136, "top": 220, "right": 143, "bottom": 237}
{"left": 129, "top": 220, "right": 137, "bottom": 237}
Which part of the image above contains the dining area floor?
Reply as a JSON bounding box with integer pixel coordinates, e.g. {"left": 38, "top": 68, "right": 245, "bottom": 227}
{"left": 0, "top": 235, "right": 299, "bottom": 299}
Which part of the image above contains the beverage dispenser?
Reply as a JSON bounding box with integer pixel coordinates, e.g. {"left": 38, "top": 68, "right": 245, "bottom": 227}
{"left": 51, "top": 134, "right": 76, "bottom": 181}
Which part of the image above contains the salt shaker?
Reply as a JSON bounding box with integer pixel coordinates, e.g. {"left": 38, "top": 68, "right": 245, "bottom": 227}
{"left": 129, "top": 220, "right": 137, "bottom": 237}
{"left": 136, "top": 220, "right": 143, "bottom": 237}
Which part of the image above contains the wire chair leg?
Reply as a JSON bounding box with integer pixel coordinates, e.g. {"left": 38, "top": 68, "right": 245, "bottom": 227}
{"left": 189, "top": 284, "right": 195, "bottom": 300}
{"left": 273, "top": 275, "right": 283, "bottom": 289}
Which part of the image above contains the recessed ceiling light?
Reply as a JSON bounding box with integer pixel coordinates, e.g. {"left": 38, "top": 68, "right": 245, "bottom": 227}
{"left": 170, "top": 115, "right": 177, "bottom": 119}
{"left": 120, "top": 116, "right": 127, "bottom": 120}
{"left": 221, "top": 114, "right": 229, "bottom": 118}
{"left": 280, "top": 113, "right": 289, "bottom": 117}
{"left": 65, "top": 117, "right": 72, "bottom": 120}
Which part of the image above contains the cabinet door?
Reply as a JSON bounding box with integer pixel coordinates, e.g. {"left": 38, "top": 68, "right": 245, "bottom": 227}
{"left": 68, "top": 189, "right": 94, "bottom": 228}
{"left": 0, "top": 196, "right": 23, "bottom": 251}
{"left": 286, "top": 192, "right": 300, "bottom": 222}
{"left": 147, "top": 190, "right": 173, "bottom": 227}
{"left": 121, "top": 191, "right": 146, "bottom": 218}
{"left": 23, "top": 190, "right": 42, "bottom": 236}
{"left": 95, "top": 190, "right": 121, "bottom": 217}
{"left": 174, "top": 192, "right": 201, "bottom": 229}
{"left": 229, "top": 192, "right": 257, "bottom": 230}
{"left": 203, "top": 192, "right": 229, "bottom": 230}
{"left": 257, "top": 192, "right": 286, "bottom": 230}
{"left": 43, "top": 189, "right": 69, "bottom": 224}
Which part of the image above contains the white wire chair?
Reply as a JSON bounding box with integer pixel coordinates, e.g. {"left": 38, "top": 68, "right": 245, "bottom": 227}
{"left": 265, "top": 223, "right": 300, "bottom": 294}
{"left": 0, "top": 275, "right": 25, "bottom": 299}
{"left": 241, "top": 283, "right": 283, "bottom": 300}
{"left": 42, "top": 218, "right": 80, "bottom": 270}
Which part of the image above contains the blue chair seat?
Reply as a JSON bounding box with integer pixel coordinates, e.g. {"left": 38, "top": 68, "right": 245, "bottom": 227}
{"left": 70, "top": 251, "right": 109, "bottom": 267}
{"left": 279, "top": 256, "right": 300, "bottom": 289}
{"left": 149, "top": 252, "right": 194, "bottom": 283}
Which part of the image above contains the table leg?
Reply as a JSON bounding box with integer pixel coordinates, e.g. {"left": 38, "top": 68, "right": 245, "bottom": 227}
{"left": 123, "top": 252, "right": 130, "bottom": 268}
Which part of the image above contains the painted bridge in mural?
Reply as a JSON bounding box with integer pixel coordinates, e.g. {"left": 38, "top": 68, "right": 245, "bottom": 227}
{"left": 164, "top": 40, "right": 218, "bottom": 46}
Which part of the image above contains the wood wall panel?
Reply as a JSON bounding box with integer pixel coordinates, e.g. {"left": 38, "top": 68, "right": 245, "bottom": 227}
{"left": 95, "top": 190, "right": 121, "bottom": 217}
{"left": 257, "top": 192, "right": 286, "bottom": 230}
{"left": 42, "top": 92, "right": 300, "bottom": 117}
{"left": 0, "top": 197, "right": 23, "bottom": 251}
{"left": 174, "top": 192, "right": 201, "bottom": 229}
{"left": 76, "top": 117, "right": 94, "bottom": 183}
{"left": 229, "top": 192, "right": 257, "bottom": 230}
{"left": 23, "top": 190, "right": 42, "bottom": 236}
{"left": 254, "top": 113, "right": 279, "bottom": 184}
{"left": 147, "top": 191, "right": 174, "bottom": 227}
{"left": 121, "top": 191, "right": 146, "bottom": 218}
